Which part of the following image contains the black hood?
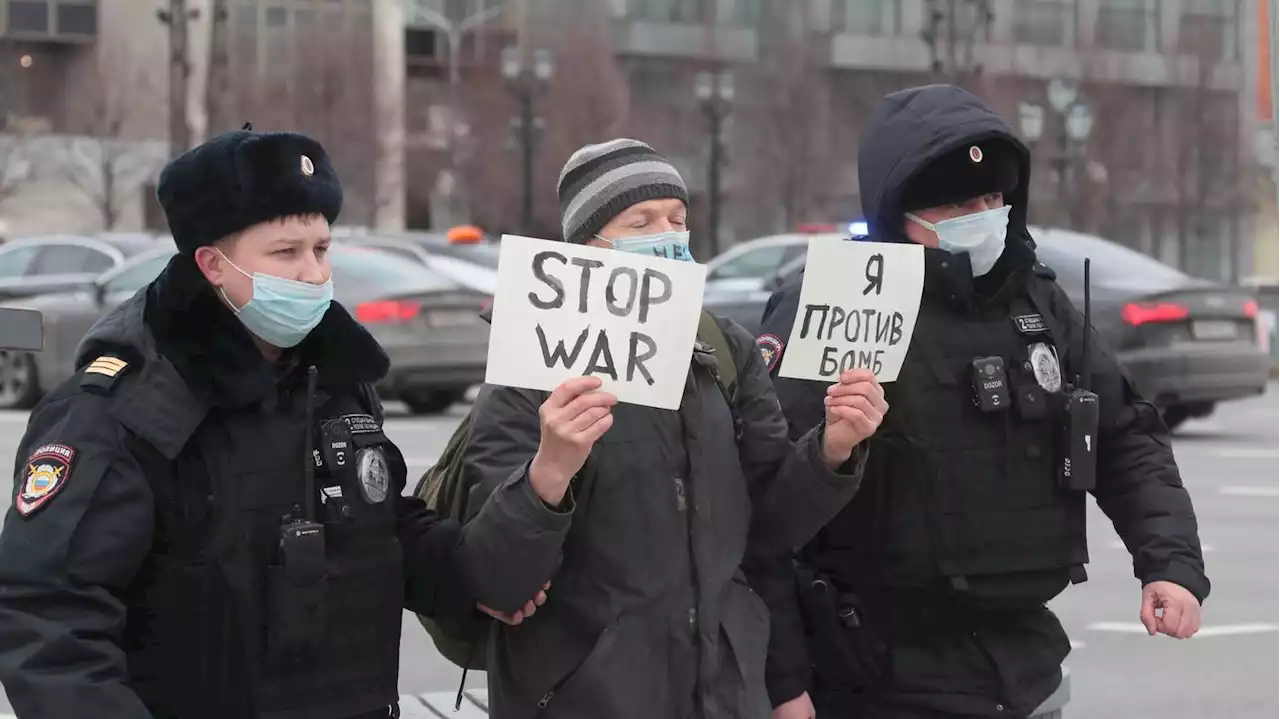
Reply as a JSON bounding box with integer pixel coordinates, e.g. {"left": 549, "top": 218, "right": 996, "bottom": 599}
{"left": 859, "top": 84, "right": 1031, "bottom": 241}
{"left": 857, "top": 84, "right": 1037, "bottom": 303}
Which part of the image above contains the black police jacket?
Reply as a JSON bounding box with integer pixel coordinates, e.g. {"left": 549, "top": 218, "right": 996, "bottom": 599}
{"left": 753, "top": 85, "right": 1209, "bottom": 716}
{"left": 0, "top": 255, "right": 474, "bottom": 719}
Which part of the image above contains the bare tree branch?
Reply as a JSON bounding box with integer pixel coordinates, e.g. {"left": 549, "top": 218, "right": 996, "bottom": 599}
{"left": 57, "top": 50, "right": 155, "bottom": 230}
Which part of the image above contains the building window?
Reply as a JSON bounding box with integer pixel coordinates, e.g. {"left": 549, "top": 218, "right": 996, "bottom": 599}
{"left": 8, "top": 1, "right": 51, "bottom": 33}
{"left": 1013, "top": 0, "right": 1074, "bottom": 46}
{"left": 56, "top": 2, "right": 97, "bottom": 36}
{"left": 627, "top": 0, "right": 711, "bottom": 24}
{"left": 265, "top": 6, "right": 288, "bottom": 28}
{"left": 833, "top": 0, "right": 897, "bottom": 35}
{"left": 718, "top": 0, "right": 758, "bottom": 27}
{"left": 1178, "top": 0, "right": 1239, "bottom": 61}
{"left": 1095, "top": 0, "right": 1159, "bottom": 52}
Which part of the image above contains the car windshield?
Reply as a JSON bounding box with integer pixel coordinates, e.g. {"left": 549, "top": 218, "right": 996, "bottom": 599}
{"left": 1031, "top": 229, "right": 1187, "bottom": 288}
{"left": 419, "top": 240, "right": 502, "bottom": 268}
{"left": 330, "top": 247, "right": 459, "bottom": 300}
{"left": 103, "top": 251, "right": 176, "bottom": 293}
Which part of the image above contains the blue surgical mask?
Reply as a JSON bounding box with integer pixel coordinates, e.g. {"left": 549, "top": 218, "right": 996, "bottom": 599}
{"left": 598, "top": 230, "right": 695, "bottom": 262}
{"left": 217, "top": 251, "right": 333, "bottom": 348}
{"left": 906, "top": 205, "right": 1012, "bottom": 277}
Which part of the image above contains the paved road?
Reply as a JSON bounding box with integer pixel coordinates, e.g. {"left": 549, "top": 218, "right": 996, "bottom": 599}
{"left": 1, "top": 390, "right": 1276, "bottom": 718}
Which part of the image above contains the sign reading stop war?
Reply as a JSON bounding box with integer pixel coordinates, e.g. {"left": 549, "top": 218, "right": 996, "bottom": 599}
{"left": 779, "top": 238, "right": 925, "bottom": 383}
{"left": 485, "top": 234, "right": 707, "bottom": 410}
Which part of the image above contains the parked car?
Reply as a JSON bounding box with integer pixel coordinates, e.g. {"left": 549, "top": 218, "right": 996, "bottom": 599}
{"left": 0, "top": 244, "right": 490, "bottom": 414}
{"left": 701, "top": 228, "right": 845, "bottom": 330}
{"left": 0, "top": 233, "right": 159, "bottom": 300}
{"left": 1033, "top": 229, "right": 1269, "bottom": 428}
{"left": 707, "top": 227, "right": 1269, "bottom": 430}
{"left": 340, "top": 231, "right": 500, "bottom": 295}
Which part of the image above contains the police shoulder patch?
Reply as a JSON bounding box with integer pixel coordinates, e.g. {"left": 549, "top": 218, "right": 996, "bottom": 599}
{"left": 15, "top": 443, "right": 76, "bottom": 517}
{"left": 756, "top": 334, "right": 784, "bottom": 373}
{"left": 80, "top": 355, "right": 131, "bottom": 395}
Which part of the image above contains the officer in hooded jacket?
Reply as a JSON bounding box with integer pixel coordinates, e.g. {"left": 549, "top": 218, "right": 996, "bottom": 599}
{"left": 0, "top": 129, "right": 542, "bottom": 719}
{"left": 755, "top": 85, "right": 1210, "bottom": 717}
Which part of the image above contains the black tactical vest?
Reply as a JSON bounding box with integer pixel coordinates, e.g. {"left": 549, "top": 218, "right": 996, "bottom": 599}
{"left": 814, "top": 274, "right": 1089, "bottom": 608}
{"left": 119, "top": 362, "right": 403, "bottom": 719}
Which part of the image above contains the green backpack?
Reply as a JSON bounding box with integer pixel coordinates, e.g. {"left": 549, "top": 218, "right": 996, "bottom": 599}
{"left": 412, "top": 311, "right": 741, "bottom": 670}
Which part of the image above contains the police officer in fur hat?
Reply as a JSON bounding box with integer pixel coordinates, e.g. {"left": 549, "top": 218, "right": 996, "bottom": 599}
{"left": 0, "top": 127, "right": 544, "bottom": 719}
{"left": 757, "top": 85, "right": 1207, "bottom": 718}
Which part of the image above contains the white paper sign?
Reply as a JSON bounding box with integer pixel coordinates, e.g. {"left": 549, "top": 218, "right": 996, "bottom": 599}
{"left": 778, "top": 238, "right": 925, "bottom": 383}
{"left": 485, "top": 234, "right": 708, "bottom": 410}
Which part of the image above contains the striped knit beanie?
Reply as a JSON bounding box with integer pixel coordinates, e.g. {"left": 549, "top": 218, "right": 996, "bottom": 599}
{"left": 557, "top": 138, "right": 689, "bottom": 245}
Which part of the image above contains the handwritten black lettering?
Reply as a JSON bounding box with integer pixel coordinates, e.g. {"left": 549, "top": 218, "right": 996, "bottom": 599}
{"left": 585, "top": 330, "right": 618, "bottom": 379}
{"left": 638, "top": 269, "right": 672, "bottom": 324}
{"left": 819, "top": 346, "right": 839, "bottom": 377}
{"left": 801, "top": 304, "right": 829, "bottom": 340}
{"left": 627, "top": 332, "right": 657, "bottom": 385}
{"left": 571, "top": 257, "right": 605, "bottom": 314}
{"left": 889, "top": 312, "right": 904, "bottom": 346}
{"left": 827, "top": 306, "right": 847, "bottom": 341}
{"left": 605, "top": 267, "right": 639, "bottom": 317}
{"left": 863, "top": 254, "right": 884, "bottom": 296}
{"left": 529, "top": 251, "right": 567, "bottom": 310}
{"left": 536, "top": 324, "right": 590, "bottom": 368}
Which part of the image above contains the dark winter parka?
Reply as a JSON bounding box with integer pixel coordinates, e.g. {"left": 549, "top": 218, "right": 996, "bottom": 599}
{"left": 755, "top": 85, "right": 1209, "bottom": 716}
{"left": 458, "top": 313, "right": 867, "bottom": 719}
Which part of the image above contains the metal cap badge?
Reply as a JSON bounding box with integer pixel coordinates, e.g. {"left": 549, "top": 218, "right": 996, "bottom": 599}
{"left": 301, "top": 154, "right": 315, "bottom": 176}
{"left": 969, "top": 145, "right": 983, "bottom": 163}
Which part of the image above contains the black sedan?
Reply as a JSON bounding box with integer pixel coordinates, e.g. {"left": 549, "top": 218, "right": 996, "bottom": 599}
{"left": 714, "top": 227, "right": 1269, "bottom": 430}
{"left": 1032, "top": 228, "right": 1268, "bottom": 429}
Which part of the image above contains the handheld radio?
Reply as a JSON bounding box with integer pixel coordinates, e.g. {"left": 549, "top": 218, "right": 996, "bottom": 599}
{"left": 1058, "top": 259, "right": 1099, "bottom": 491}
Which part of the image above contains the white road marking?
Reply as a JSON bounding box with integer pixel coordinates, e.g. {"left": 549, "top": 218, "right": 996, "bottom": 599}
{"left": 1106, "top": 539, "right": 1214, "bottom": 553}
{"left": 403, "top": 691, "right": 490, "bottom": 717}
{"left": 1218, "top": 486, "right": 1280, "bottom": 497}
{"left": 1088, "top": 622, "right": 1280, "bottom": 637}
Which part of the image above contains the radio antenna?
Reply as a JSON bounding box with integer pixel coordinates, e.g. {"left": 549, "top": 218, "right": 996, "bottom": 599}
{"left": 1080, "top": 258, "right": 1091, "bottom": 390}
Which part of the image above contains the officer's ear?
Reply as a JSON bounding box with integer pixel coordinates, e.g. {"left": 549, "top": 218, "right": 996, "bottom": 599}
{"left": 193, "top": 235, "right": 239, "bottom": 288}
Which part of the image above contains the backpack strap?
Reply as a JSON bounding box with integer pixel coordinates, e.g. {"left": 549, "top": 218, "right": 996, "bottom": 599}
{"left": 697, "top": 311, "right": 743, "bottom": 441}
{"left": 698, "top": 311, "right": 739, "bottom": 399}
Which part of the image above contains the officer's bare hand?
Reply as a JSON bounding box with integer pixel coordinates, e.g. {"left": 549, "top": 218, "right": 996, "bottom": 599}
{"left": 821, "top": 369, "right": 888, "bottom": 468}
{"left": 478, "top": 582, "right": 552, "bottom": 626}
{"left": 530, "top": 377, "right": 617, "bottom": 505}
{"left": 772, "top": 691, "right": 816, "bottom": 719}
{"left": 1140, "top": 580, "right": 1201, "bottom": 639}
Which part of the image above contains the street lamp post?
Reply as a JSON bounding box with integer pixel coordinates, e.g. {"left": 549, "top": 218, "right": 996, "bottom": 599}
{"left": 406, "top": 2, "right": 504, "bottom": 227}
{"left": 1018, "top": 79, "right": 1095, "bottom": 228}
{"left": 502, "top": 47, "right": 553, "bottom": 233}
{"left": 695, "top": 70, "right": 733, "bottom": 258}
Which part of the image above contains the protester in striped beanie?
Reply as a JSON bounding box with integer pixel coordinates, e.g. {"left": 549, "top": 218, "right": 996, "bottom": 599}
{"left": 556, "top": 138, "right": 694, "bottom": 260}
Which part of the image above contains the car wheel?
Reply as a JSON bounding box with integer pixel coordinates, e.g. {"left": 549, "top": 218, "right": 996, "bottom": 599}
{"left": 0, "top": 351, "right": 41, "bottom": 410}
{"left": 403, "top": 389, "right": 465, "bottom": 415}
